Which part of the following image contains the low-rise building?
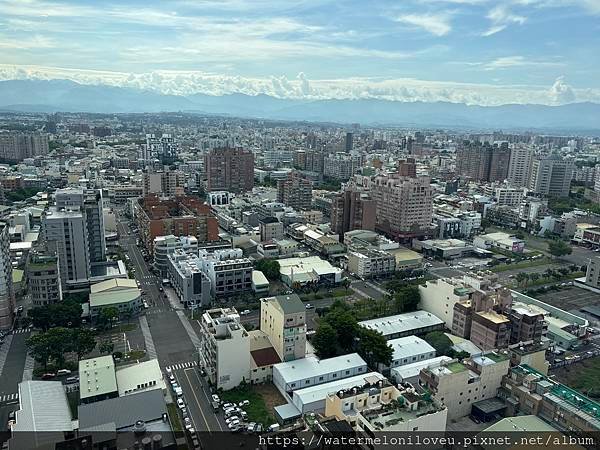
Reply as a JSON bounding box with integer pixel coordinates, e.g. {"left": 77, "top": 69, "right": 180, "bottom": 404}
{"left": 358, "top": 310, "right": 445, "bottom": 340}
{"left": 470, "top": 311, "right": 511, "bottom": 350}
{"left": 277, "top": 256, "right": 343, "bottom": 287}
{"left": 198, "top": 307, "right": 250, "bottom": 390}
{"left": 79, "top": 355, "right": 119, "bottom": 404}
{"left": 347, "top": 248, "right": 396, "bottom": 279}
{"left": 382, "top": 336, "right": 436, "bottom": 372}
{"left": 273, "top": 353, "right": 367, "bottom": 395}
{"left": 390, "top": 356, "right": 453, "bottom": 385}
{"left": 89, "top": 278, "right": 142, "bottom": 319}
{"left": 413, "top": 238, "right": 476, "bottom": 260}
{"left": 252, "top": 270, "right": 270, "bottom": 295}
{"left": 420, "top": 352, "right": 511, "bottom": 420}
{"left": 474, "top": 232, "right": 525, "bottom": 253}
{"left": 167, "top": 250, "right": 212, "bottom": 307}
{"left": 153, "top": 234, "right": 198, "bottom": 277}
{"left": 115, "top": 359, "right": 166, "bottom": 397}
{"left": 500, "top": 364, "right": 600, "bottom": 431}
{"left": 326, "top": 381, "right": 447, "bottom": 432}
{"left": 292, "top": 372, "right": 386, "bottom": 414}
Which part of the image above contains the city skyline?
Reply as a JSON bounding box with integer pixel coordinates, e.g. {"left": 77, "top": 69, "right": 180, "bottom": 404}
{"left": 1, "top": 0, "right": 600, "bottom": 105}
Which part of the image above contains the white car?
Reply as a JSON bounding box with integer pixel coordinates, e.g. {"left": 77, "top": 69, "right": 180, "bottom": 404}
{"left": 240, "top": 309, "right": 251, "bottom": 315}
{"left": 177, "top": 399, "right": 185, "bottom": 409}
{"left": 211, "top": 394, "right": 220, "bottom": 403}
{"left": 166, "top": 367, "right": 172, "bottom": 374}
{"left": 169, "top": 374, "right": 176, "bottom": 382}
{"left": 239, "top": 400, "right": 250, "bottom": 407}
{"left": 228, "top": 420, "right": 240, "bottom": 429}
{"left": 225, "top": 416, "right": 239, "bottom": 424}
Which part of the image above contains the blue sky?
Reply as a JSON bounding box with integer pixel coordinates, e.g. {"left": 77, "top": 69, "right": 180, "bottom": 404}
{"left": 1, "top": 0, "right": 599, "bottom": 104}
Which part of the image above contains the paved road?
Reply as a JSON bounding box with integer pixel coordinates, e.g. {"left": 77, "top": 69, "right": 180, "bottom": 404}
{"left": 115, "top": 209, "right": 220, "bottom": 442}
{"left": 0, "top": 329, "right": 30, "bottom": 405}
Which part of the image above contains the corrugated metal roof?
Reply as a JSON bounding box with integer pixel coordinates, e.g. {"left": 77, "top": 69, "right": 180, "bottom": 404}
{"left": 14, "top": 381, "right": 73, "bottom": 432}
{"left": 79, "top": 389, "right": 166, "bottom": 431}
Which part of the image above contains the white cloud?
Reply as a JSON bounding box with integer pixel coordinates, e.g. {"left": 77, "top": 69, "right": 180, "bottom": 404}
{"left": 482, "top": 5, "right": 526, "bottom": 36}
{"left": 549, "top": 76, "right": 576, "bottom": 103}
{"left": 0, "top": 64, "right": 597, "bottom": 106}
{"left": 394, "top": 13, "right": 452, "bottom": 36}
{"left": 482, "top": 55, "right": 564, "bottom": 70}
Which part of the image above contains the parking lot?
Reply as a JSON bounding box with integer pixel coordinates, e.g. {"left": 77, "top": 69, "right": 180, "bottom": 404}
{"left": 534, "top": 286, "right": 600, "bottom": 317}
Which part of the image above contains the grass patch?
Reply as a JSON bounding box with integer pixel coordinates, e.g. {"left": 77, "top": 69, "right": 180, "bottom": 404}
{"left": 219, "top": 384, "right": 275, "bottom": 427}
{"left": 167, "top": 403, "right": 182, "bottom": 431}
{"left": 552, "top": 357, "right": 600, "bottom": 399}
{"left": 490, "top": 258, "right": 552, "bottom": 273}
{"left": 124, "top": 350, "right": 146, "bottom": 360}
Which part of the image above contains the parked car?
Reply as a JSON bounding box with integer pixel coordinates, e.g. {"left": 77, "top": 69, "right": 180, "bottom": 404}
{"left": 247, "top": 422, "right": 257, "bottom": 433}
{"left": 240, "top": 309, "right": 251, "bottom": 315}
{"left": 57, "top": 369, "right": 71, "bottom": 376}
{"left": 225, "top": 416, "right": 239, "bottom": 424}
{"left": 305, "top": 303, "right": 314, "bottom": 309}
{"left": 177, "top": 398, "right": 185, "bottom": 409}
{"left": 41, "top": 373, "right": 56, "bottom": 380}
{"left": 65, "top": 376, "right": 79, "bottom": 384}
{"left": 239, "top": 400, "right": 250, "bottom": 407}
{"left": 222, "top": 402, "right": 234, "bottom": 410}
{"left": 212, "top": 394, "right": 220, "bottom": 403}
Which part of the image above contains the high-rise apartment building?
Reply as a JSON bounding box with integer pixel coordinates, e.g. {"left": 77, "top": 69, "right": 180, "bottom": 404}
{"left": 323, "top": 153, "right": 361, "bottom": 180}
{"left": 206, "top": 147, "right": 254, "bottom": 194}
{"left": 260, "top": 294, "right": 307, "bottom": 362}
{"left": 142, "top": 169, "right": 185, "bottom": 197}
{"left": 528, "top": 155, "right": 574, "bottom": 198}
{"left": 55, "top": 188, "right": 106, "bottom": 263}
{"left": 134, "top": 196, "right": 219, "bottom": 252}
{"left": 344, "top": 132, "right": 353, "bottom": 152}
{"left": 0, "top": 132, "right": 49, "bottom": 162}
{"left": 42, "top": 207, "right": 91, "bottom": 290}
{"left": 139, "top": 133, "right": 177, "bottom": 165}
{"left": 397, "top": 158, "right": 417, "bottom": 178}
{"left": 27, "top": 247, "right": 62, "bottom": 307}
{"left": 277, "top": 172, "right": 312, "bottom": 211}
{"left": 456, "top": 141, "right": 510, "bottom": 182}
{"left": 507, "top": 146, "right": 534, "bottom": 187}
{"left": 330, "top": 185, "right": 376, "bottom": 237}
{"left": 370, "top": 175, "right": 433, "bottom": 239}
{"left": 0, "top": 222, "right": 14, "bottom": 330}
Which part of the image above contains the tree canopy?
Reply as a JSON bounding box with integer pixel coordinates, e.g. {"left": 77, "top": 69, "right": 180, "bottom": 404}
{"left": 26, "top": 327, "right": 97, "bottom": 370}
{"left": 548, "top": 240, "right": 573, "bottom": 258}
{"left": 311, "top": 302, "right": 392, "bottom": 368}
{"left": 254, "top": 259, "right": 280, "bottom": 281}
{"left": 28, "top": 299, "right": 83, "bottom": 331}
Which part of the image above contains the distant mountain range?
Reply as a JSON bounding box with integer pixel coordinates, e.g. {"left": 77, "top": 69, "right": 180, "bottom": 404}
{"left": 1, "top": 79, "right": 599, "bottom": 131}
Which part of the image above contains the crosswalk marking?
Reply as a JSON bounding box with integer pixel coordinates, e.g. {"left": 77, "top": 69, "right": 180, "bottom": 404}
{"left": 0, "top": 393, "right": 19, "bottom": 403}
{"left": 165, "top": 360, "right": 198, "bottom": 372}
{"left": 11, "top": 329, "right": 30, "bottom": 334}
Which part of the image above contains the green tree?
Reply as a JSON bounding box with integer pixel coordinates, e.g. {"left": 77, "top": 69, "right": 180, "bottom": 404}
{"left": 548, "top": 240, "right": 573, "bottom": 259}
{"left": 45, "top": 327, "right": 72, "bottom": 368}
{"left": 71, "top": 328, "right": 97, "bottom": 360}
{"left": 423, "top": 331, "right": 454, "bottom": 356}
{"left": 25, "top": 333, "right": 52, "bottom": 370}
{"left": 322, "top": 310, "right": 359, "bottom": 353}
{"left": 529, "top": 273, "right": 540, "bottom": 284}
{"left": 356, "top": 328, "right": 393, "bottom": 368}
{"left": 342, "top": 278, "right": 351, "bottom": 293}
{"left": 98, "top": 306, "right": 120, "bottom": 328}
{"left": 391, "top": 285, "right": 421, "bottom": 313}
{"left": 515, "top": 272, "right": 529, "bottom": 287}
{"left": 99, "top": 341, "right": 115, "bottom": 355}
{"left": 312, "top": 323, "right": 338, "bottom": 358}
{"left": 28, "top": 299, "right": 83, "bottom": 331}
{"left": 254, "top": 259, "right": 281, "bottom": 281}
